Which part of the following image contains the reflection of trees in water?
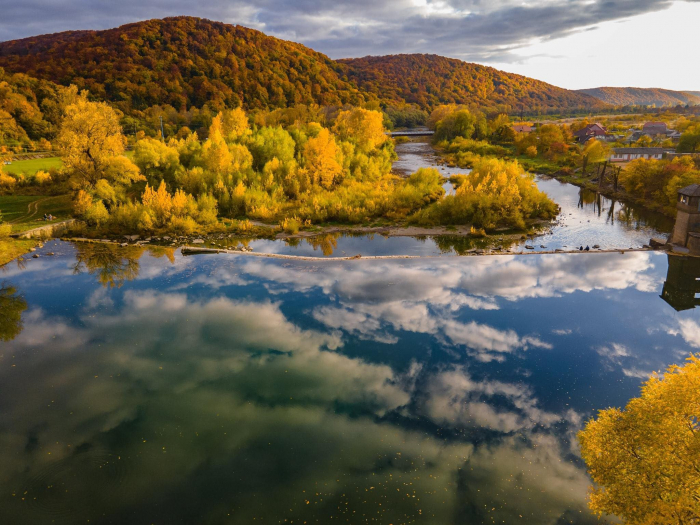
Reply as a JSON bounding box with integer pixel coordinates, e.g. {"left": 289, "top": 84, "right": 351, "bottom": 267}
{"left": 433, "top": 235, "right": 519, "bottom": 255}
{"left": 579, "top": 188, "right": 598, "bottom": 206}
{"left": 0, "top": 284, "right": 28, "bottom": 341}
{"left": 72, "top": 244, "right": 177, "bottom": 287}
{"left": 73, "top": 244, "right": 144, "bottom": 288}
{"left": 578, "top": 188, "right": 674, "bottom": 232}
{"left": 306, "top": 234, "right": 340, "bottom": 256}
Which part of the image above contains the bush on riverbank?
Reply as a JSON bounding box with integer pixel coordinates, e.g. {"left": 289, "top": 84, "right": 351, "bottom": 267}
{"left": 409, "top": 158, "right": 558, "bottom": 230}
{"left": 620, "top": 156, "right": 700, "bottom": 215}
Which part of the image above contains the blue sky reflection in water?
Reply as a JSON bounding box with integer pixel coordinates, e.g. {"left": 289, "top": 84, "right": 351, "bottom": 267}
{"left": 1, "top": 243, "right": 699, "bottom": 524}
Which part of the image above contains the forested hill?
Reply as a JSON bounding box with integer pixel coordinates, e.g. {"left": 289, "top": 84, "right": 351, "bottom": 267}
{"left": 339, "top": 54, "right": 608, "bottom": 113}
{"left": 0, "top": 17, "right": 607, "bottom": 115}
{"left": 0, "top": 17, "right": 371, "bottom": 113}
{"left": 577, "top": 87, "right": 700, "bottom": 107}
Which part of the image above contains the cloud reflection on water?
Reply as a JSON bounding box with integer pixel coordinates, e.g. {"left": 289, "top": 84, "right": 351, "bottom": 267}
{"left": 1, "top": 245, "right": 692, "bottom": 524}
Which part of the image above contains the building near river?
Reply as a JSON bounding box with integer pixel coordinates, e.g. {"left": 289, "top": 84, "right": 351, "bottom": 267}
{"left": 642, "top": 122, "right": 668, "bottom": 136}
{"left": 610, "top": 147, "right": 666, "bottom": 162}
{"left": 670, "top": 184, "right": 700, "bottom": 255}
{"left": 573, "top": 123, "right": 607, "bottom": 143}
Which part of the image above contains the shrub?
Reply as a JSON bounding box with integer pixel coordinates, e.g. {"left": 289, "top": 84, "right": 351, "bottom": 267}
{"left": 34, "top": 170, "right": 52, "bottom": 185}
{"left": 280, "top": 217, "right": 300, "bottom": 234}
{"left": 84, "top": 201, "right": 109, "bottom": 225}
{"left": 170, "top": 216, "right": 199, "bottom": 235}
{"left": 0, "top": 173, "right": 16, "bottom": 187}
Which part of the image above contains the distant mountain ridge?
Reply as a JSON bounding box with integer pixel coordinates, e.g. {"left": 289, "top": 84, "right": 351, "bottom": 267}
{"left": 340, "top": 54, "right": 607, "bottom": 113}
{"left": 577, "top": 87, "right": 700, "bottom": 107}
{"left": 0, "top": 16, "right": 607, "bottom": 114}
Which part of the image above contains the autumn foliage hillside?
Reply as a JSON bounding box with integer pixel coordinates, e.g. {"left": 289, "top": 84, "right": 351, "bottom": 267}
{"left": 576, "top": 87, "right": 700, "bottom": 107}
{"left": 0, "top": 18, "right": 610, "bottom": 117}
{"left": 340, "top": 54, "right": 608, "bottom": 113}
{"left": 0, "top": 17, "right": 371, "bottom": 113}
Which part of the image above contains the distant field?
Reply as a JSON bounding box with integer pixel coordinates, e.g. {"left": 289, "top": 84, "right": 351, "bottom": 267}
{"left": 4, "top": 157, "right": 63, "bottom": 175}
{"left": 0, "top": 194, "right": 73, "bottom": 232}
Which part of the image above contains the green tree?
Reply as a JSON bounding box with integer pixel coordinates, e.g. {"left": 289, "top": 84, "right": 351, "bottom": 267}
{"left": 434, "top": 109, "right": 477, "bottom": 142}
{"left": 247, "top": 126, "right": 296, "bottom": 171}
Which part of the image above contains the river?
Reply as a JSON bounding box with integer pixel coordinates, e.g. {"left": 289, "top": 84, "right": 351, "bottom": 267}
{"left": 0, "top": 140, "right": 697, "bottom": 525}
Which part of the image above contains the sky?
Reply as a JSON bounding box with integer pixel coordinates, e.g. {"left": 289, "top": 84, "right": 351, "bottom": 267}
{"left": 0, "top": 0, "right": 698, "bottom": 91}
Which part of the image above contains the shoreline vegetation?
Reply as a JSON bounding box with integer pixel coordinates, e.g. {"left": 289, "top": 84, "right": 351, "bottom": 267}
{"left": 2, "top": 97, "right": 563, "bottom": 265}
{"left": 1, "top": 85, "right": 698, "bottom": 267}
{"left": 428, "top": 106, "right": 700, "bottom": 222}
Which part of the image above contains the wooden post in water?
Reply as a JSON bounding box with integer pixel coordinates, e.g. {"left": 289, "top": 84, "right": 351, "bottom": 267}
{"left": 598, "top": 161, "right": 608, "bottom": 190}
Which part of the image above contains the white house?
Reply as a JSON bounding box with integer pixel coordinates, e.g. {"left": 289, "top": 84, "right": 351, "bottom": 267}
{"left": 610, "top": 147, "right": 666, "bottom": 162}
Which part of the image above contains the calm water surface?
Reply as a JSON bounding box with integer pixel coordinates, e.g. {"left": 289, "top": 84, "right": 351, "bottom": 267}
{"left": 1, "top": 241, "right": 699, "bottom": 524}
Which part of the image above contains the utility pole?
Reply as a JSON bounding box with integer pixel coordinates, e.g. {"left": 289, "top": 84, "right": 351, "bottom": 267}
{"left": 160, "top": 116, "right": 165, "bottom": 142}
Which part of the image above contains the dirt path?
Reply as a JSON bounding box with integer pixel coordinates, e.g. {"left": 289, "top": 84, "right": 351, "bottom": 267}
{"left": 8, "top": 197, "right": 52, "bottom": 224}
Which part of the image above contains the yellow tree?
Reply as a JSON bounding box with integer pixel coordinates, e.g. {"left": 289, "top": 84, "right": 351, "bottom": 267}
{"left": 333, "top": 108, "right": 387, "bottom": 152}
{"left": 303, "top": 127, "right": 342, "bottom": 189}
{"left": 202, "top": 122, "right": 233, "bottom": 174}
{"left": 57, "top": 93, "right": 133, "bottom": 187}
{"left": 582, "top": 139, "right": 611, "bottom": 165}
{"left": 142, "top": 180, "right": 173, "bottom": 226}
{"left": 578, "top": 355, "right": 700, "bottom": 525}
{"left": 216, "top": 108, "right": 250, "bottom": 142}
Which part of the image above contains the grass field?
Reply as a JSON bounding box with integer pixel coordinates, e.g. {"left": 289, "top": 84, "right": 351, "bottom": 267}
{"left": 3, "top": 157, "right": 64, "bottom": 175}
{"left": 0, "top": 194, "right": 73, "bottom": 232}
{"left": 0, "top": 238, "right": 38, "bottom": 267}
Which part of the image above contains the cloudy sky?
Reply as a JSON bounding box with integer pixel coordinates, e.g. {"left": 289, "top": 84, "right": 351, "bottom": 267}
{"left": 0, "top": 0, "right": 698, "bottom": 90}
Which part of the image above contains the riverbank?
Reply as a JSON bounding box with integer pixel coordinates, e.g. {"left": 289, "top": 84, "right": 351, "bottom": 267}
{"left": 0, "top": 238, "right": 39, "bottom": 266}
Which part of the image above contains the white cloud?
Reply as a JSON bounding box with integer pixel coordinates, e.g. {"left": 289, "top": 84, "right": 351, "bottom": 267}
{"left": 671, "top": 319, "right": 700, "bottom": 349}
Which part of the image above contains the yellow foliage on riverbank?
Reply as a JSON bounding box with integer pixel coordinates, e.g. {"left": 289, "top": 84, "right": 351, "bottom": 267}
{"left": 410, "top": 157, "right": 558, "bottom": 230}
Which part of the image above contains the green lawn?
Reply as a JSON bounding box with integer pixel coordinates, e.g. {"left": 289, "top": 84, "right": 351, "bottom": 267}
{"left": 0, "top": 238, "right": 38, "bottom": 266}
{"left": 3, "top": 157, "right": 64, "bottom": 175}
{"left": 0, "top": 194, "right": 73, "bottom": 232}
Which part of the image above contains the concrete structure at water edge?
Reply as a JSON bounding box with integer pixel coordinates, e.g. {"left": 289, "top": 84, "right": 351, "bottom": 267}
{"left": 670, "top": 184, "right": 700, "bottom": 255}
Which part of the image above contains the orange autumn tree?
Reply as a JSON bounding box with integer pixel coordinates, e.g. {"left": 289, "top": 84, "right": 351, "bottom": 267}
{"left": 578, "top": 355, "right": 700, "bottom": 525}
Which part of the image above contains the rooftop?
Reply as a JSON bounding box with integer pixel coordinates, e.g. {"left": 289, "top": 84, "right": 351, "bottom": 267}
{"left": 679, "top": 184, "right": 700, "bottom": 197}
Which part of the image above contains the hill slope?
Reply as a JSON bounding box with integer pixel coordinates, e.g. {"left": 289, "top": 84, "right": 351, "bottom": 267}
{"left": 577, "top": 87, "right": 700, "bottom": 107}
{"left": 0, "top": 17, "right": 607, "bottom": 115}
{"left": 340, "top": 54, "right": 607, "bottom": 113}
{"left": 0, "top": 67, "right": 68, "bottom": 142}
{"left": 0, "top": 17, "right": 370, "bottom": 112}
